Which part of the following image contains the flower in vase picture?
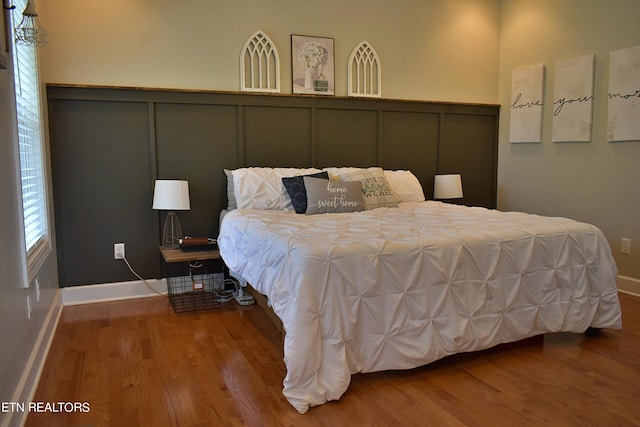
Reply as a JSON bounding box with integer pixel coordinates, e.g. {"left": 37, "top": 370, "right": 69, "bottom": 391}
{"left": 292, "top": 35, "right": 334, "bottom": 95}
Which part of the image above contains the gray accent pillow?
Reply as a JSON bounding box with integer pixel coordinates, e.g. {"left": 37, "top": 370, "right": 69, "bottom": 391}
{"left": 304, "top": 177, "right": 365, "bottom": 215}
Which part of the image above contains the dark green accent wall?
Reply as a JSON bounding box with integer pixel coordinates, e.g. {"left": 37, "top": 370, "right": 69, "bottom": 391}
{"left": 47, "top": 85, "right": 499, "bottom": 287}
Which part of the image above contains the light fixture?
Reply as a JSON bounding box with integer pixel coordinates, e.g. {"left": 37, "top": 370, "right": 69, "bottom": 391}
{"left": 433, "top": 174, "right": 463, "bottom": 200}
{"left": 1, "top": 2, "right": 14, "bottom": 69}
{"left": 14, "top": 0, "right": 47, "bottom": 47}
{"left": 152, "top": 180, "right": 190, "bottom": 249}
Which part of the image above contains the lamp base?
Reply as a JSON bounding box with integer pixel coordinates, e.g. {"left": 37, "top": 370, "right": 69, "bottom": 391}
{"left": 162, "top": 211, "right": 182, "bottom": 249}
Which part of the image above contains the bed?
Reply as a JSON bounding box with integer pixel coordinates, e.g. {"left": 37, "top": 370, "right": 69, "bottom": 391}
{"left": 217, "top": 167, "right": 622, "bottom": 414}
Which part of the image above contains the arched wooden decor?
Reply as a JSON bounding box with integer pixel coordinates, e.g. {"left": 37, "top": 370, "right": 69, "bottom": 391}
{"left": 240, "top": 30, "right": 281, "bottom": 93}
{"left": 348, "top": 41, "right": 382, "bottom": 98}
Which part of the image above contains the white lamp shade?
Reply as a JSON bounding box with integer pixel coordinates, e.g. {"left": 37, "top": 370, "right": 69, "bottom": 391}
{"left": 152, "top": 180, "right": 190, "bottom": 210}
{"left": 434, "top": 174, "right": 463, "bottom": 199}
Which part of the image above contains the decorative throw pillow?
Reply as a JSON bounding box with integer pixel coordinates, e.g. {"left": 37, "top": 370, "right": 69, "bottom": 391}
{"left": 383, "top": 170, "right": 425, "bottom": 203}
{"left": 231, "top": 167, "right": 322, "bottom": 210}
{"left": 303, "top": 177, "right": 365, "bottom": 215}
{"left": 338, "top": 167, "right": 400, "bottom": 210}
{"left": 282, "top": 171, "right": 330, "bottom": 214}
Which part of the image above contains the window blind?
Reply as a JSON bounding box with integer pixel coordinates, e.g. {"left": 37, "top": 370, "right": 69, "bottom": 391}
{"left": 11, "top": 0, "right": 48, "bottom": 257}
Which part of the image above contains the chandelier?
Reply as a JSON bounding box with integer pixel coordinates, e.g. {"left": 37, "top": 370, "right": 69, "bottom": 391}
{"left": 15, "top": 0, "right": 47, "bottom": 47}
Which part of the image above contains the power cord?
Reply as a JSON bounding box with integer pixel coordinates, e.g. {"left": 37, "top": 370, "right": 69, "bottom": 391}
{"left": 215, "top": 275, "right": 255, "bottom": 305}
{"left": 120, "top": 256, "right": 253, "bottom": 305}
{"left": 121, "top": 256, "right": 167, "bottom": 297}
{"left": 232, "top": 280, "right": 256, "bottom": 305}
{"left": 216, "top": 277, "right": 241, "bottom": 303}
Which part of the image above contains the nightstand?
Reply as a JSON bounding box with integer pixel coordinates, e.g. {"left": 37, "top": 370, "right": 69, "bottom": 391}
{"left": 159, "top": 246, "right": 225, "bottom": 312}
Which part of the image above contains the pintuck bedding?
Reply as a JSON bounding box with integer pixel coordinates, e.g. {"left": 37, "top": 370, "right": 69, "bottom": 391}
{"left": 218, "top": 200, "right": 622, "bottom": 414}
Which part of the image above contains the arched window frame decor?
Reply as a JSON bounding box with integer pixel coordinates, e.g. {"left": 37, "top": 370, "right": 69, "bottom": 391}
{"left": 348, "top": 41, "right": 382, "bottom": 98}
{"left": 240, "top": 30, "right": 281, "bottom": 93}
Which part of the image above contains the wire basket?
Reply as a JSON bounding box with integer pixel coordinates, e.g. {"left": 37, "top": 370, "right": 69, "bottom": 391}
{"left": 165, "top": 259, "right": 225, "bottom": 312}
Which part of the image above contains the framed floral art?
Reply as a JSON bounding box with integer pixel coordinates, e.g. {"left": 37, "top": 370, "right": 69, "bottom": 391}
{"left": 291, "top": 35, "right": 335, "bottom": 95}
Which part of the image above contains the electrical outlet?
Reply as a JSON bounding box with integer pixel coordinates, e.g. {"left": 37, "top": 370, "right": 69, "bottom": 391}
{"left": 114, "top": 243, "right": 125, "bottom": 259}
{"left": 26, "top": 295, "right": 31, "bottom": 320}
{"left": 35, "top": 278, "right": 40, "bottom": 303}
{"left": 621, "top": 238, "right": 631, "bottom": 254}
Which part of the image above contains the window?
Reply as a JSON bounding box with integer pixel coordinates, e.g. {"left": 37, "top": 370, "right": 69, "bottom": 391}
{"left": 10, "top": 0, "right": 50, "bottom": 283}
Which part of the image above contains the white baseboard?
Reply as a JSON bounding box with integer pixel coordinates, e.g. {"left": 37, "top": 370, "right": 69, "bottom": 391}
{"left": 61, "top": 279, "right": 167, "bottom": 306}
{"left": 60, "top": 275, "right": 638, "bottom": 306}
{"left": 3, "top": 290, "right": 63, "bottom": 427}
{"left": 617, "top": 275, "right": 640, "bottom": 297}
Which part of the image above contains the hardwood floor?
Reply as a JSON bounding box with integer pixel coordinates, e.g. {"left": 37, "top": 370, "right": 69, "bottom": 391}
{"left": 26, "top": 293, "right": 640, "bottom": 426}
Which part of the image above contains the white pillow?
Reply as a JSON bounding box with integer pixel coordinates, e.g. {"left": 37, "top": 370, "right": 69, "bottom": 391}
{"left": 337, "top": 167, "right": 400, "bottom": 210}
{"left": 224, "top": 169, "right": 237, "bottom": 210}
{"left": 323, "top": 167, "right": 365, "bottom": 180}
{"left": 383, "top": 170, "right": 425, "bottom": 203}
{"left": 231, "top": 167, "right": 322, "bottom": 210}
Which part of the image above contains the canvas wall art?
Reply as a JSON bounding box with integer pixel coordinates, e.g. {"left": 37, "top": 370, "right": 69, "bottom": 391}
{"left": 552, "top": 54, "right": 595, "bottom": 142}
{"left": 608, "top": 45, "right": 640, "bottom": 142}
{"left": 509, "top": 64, "right": 545, "bottom": 143}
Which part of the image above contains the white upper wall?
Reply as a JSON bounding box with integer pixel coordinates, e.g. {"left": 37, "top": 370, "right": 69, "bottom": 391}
{"left": 38, "top": 0, "right": 500, "bottom": 104}
{"left": 35, "top": 0, "right": 640, "bottom": 280}
{"left": 497, "top": 0, "right": 640, "bottom": 279}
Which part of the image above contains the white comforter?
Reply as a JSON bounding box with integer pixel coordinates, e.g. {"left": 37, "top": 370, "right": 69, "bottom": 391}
{"left": 218, "top": 201, "right": 622, "bottom": 414}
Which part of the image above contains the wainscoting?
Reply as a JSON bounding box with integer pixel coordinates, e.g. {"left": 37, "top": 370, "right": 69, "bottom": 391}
{"left": 47, "top": 85, "right": 499, "bottom": 287}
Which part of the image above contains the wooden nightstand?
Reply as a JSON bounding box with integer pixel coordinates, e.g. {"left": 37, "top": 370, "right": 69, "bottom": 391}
{"left": 159, "top": 246, "right": 225, "bottom": 312}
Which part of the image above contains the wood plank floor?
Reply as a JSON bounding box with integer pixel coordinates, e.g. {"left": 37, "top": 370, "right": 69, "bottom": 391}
{"left": 26, "top": 293, "right": 640, "bottom": 426}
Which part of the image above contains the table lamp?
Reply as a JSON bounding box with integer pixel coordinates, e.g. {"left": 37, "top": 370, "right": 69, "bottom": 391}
{"left": 433, "top": 174, "right": 463, "bottom": 200}
{"left": 152, "top": 180, "right": 190, "bottom": 249}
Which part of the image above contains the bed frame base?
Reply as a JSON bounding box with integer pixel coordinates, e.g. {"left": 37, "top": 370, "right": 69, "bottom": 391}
{"left": 584, "top": 327, "right": 601, "bottom": 337}
{"left": 245, "top": 285, "right": 285, "bottom": 345}
{"left": 244, "top": 283, "right": 604, "bottom": 362}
